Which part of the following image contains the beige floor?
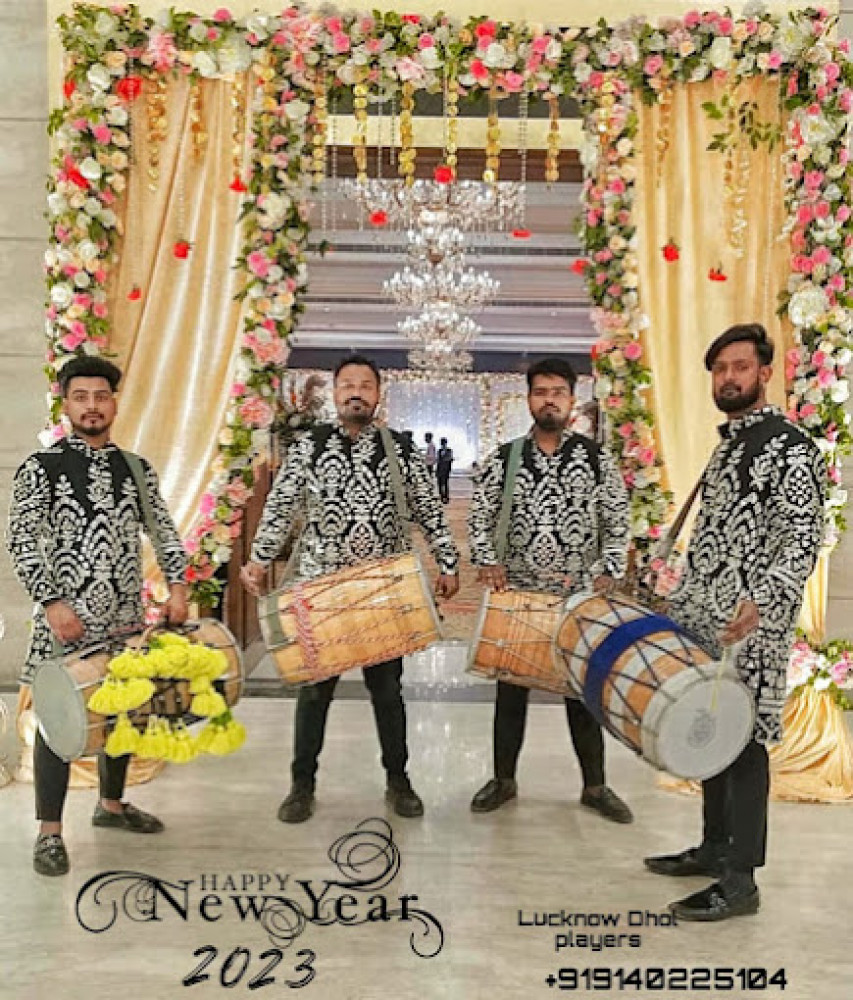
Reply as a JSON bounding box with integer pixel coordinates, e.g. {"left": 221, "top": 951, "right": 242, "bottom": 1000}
{"left": 0, "top": 670, "right": 851, "bottom": 1000}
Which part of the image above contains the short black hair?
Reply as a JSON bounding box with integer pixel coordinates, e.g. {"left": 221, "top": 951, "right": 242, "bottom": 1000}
{"left": 440, "top": 437, "right": 447, "bottom": 446}
{"left": 333, "top": 353, "right": 381, "bottom": 385}
{"left": 704, "top": 324, "right": 774, "bottom": 370}
{"left": 526, "top": 357, "right": 577, "bottom": 392}
{"left": 425, "top": 432, "right": 433, "bottom": 441}
{"left": 58, "top": 356, "right": 122, "bottom": 395}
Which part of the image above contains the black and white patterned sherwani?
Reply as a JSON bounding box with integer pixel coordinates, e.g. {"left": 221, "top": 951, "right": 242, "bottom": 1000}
{"left": 7, "top": 435, "right": 187, "bottom": 684}
{"left": 251, "top": 422, "right": 459, "bottom": 577}
{"left": 468, "top": 430, "right": 631, "bottom": 799}
{"left": 468, "top": 430, "right": 630, "bottom": 593}
{"left": 667, "top": 405, "right": 825, "bottom": 746}
{"left": 250, "top": 421, "right": 459, "bottom": 795}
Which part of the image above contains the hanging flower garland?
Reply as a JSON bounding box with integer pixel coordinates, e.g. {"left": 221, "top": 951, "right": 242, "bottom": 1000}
{"left": 46, "top": 4, "right": 853, "bottom": 604}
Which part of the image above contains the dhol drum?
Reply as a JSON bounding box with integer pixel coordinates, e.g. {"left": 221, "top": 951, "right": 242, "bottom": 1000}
{"left": 32, "top": 620, "right": 243, "bottom": 762}
{"left": 258, "top": 553, "right": 441, "bottom": 686}
{"left": 468, "top": 589, "right": 571, "bottom": 695}
{"left": 555, "top": 592, "right": 754, "bottom": 780}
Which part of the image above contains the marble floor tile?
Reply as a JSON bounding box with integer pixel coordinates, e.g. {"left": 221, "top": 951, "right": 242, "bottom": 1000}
{"left": 0, "top": 695, "right": 850, "bottom": 999}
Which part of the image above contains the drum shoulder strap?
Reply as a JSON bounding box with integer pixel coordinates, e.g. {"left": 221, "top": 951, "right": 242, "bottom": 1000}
{"left": 495, "top": 436, "right": 526, "bottom": 564}
{"left": 120, "top": 450, "right": 169, "bottom": 572}
{"left": 379, "top": 426, "right": 413, "bottom": 544}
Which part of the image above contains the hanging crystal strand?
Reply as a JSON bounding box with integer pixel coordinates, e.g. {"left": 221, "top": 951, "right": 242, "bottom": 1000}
{"left": 655, "top": 80, "right": 672, "bottom": 187}
{"left": 127, "top": 66, "right": 141, "bottom": 302}
{"left": 389, "top": 93, "right": 397, "bottom": 174}
{"left": 545, "top": 94, "right": 560, "bottom": 185}
{"left": 191, "top": 79, "right": 207, "bottom": 162}
{"left": 399, "top": 81, "right": 416, "bottom": 187}
{"left": 312, "top": 70, "right": 328, "bottom": 233}
{"left": 329, "top": 91, "right": 339, "bottom": 237}
{"left": 353, "top": 80, "right": 369, "bottom": 183}
{"left": 484, "top": 84, "right": 500, "bottom": 183}
{"left": 517, "top": 88, "right": 529, "bottom": 229}
{"left": 376, "top": 91, "right": 383, "bottom": 181}
{"left": 446, "top": 71, "right": 459, "bottom": 179}
{"left": 146, "top": 76, "right": 168, "bottom": 192}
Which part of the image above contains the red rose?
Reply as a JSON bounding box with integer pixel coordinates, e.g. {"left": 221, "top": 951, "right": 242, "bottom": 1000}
{"left": 401, "top": 14, "right": 421, "bottom": 23}
{"left": 229, "top": 175, "right": 248, "bottom": 192}
{"left": 67, "top": 165, "right": 89, "bottom": 190}
{"left": 662, "top": 239, "right": 679, "bottom": 262}
{"left": 512, "top": 228, "right": 532, "bottom": 239}
{"left": 570, "top": 258, "right": 589, "bottom": 274}
{"left": 116, "top": 75, "right": 143, "bottom": 102}
{"left": 433, "top": 165, "right": 454, "bottom": 184}
{"left": 173, "top": 240, "right": 191, "bottom": 259}
{"left": 127, "top": 285, "right": 142, "bottom": 301}
{"left": 63, "top": 78, "right": 76, "bottom": 101}
{"left": 369, "top": 210, "right": 389, "bottom": 227}
{"left": 708, "top": 265, "right": 727, "bottom": 282}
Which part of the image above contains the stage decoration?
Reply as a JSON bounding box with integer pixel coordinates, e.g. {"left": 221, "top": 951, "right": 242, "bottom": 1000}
{"left": 385, "top": 262, "right": 499, "bottom": 311}
{"left": 44, "top": 4, "right": 853, "bottom": 605}
{"left": 408, "top": 345, "right": 474, "bottom": 375}
{"left": 788, "top": 634, "right": 853, "bottom": 710}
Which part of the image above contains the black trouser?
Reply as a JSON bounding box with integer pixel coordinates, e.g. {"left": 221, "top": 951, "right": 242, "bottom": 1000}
{"left": 291, "top": 658, "right": 408, "bottom": 787}
{"left": 34, "top": 729, "right": 131, "bottom": 823}
{"left": 493, "top": 681, "right": 605, "bottom": 788}
{"left": 701, "top": 739, "right": 769, "bottom": 872}
{"left": 436, "top": 471, "right": 451, "bottom": 503}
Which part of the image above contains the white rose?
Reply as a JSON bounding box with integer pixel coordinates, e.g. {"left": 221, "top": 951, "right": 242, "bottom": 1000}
{"left": 79, "top": 157, "right": 103, "bottom": 181}
{"left": 87, "top": 64, "right": 112, "bottom": 92}
{"left": 267, "top": 265, "right": 283, "bottom": 283}
{"left": 106, "top": 106, "right": 128, "bottom": 126}
{"left": 246, "top": 14, "right": 270, "bottom": 40}
{"left": 419, "top": 46, "right": 442, "bottom": 70}
{"left": 593, "top": 376, "right": 612, "bottom": 400}
{"left": 805, "top": 387, "right": 825, "bottom": 404}
{"left": 284, "top": 99, "right": 311, "bottom": 122}
{"left": 836, "top": 348, "right": 852, "bottom": 366}
{"left": 708, "top": 37, "right": 733, "bottom": 70}
{"left": 574, "top": 62, "right": 592, "bottom": 84}
{"left": 788, "top": 283, "right": 828, "bottom": 327}
{"left": 813, "top": 674, "right": 832, "bottom": 691}
{"left": 47, "top": 192, "right": 68, "bottom": 217}
{"left": 189, "top": 22, "right": 208, "bottom": 44}
{"left": 77, "top": 239, "right": 99, "bottom": 263}
{"left": 218, "top": 37, "right": 253, "bottom": 76}
{"left": 99, "top": 209, "right": 117, "bottom": 228}
{"left": 94, "top": 12, "right": 117, "bottom": 37}
{"left": 689, "top": 63, "right": 711, "bottom": 83}
{"left": 44, "top": 248, "right": 57, "bottom": 268}
{"left": 83, "top": 198, "right": 101, "bottom": 217}
{"left": 483, "top": 42, "right": 507, "bottom": 69}
{"left": 73, "top": 271, "right": 91, "bottom": 289}
{"left": 50, "top": 283, "right": 74, "bottom": 309}
{"left": 193, "top": 51, "right": 219, "bottom": 78}
{"left": 830, "top": 381, "right": 849, "bottom": 403}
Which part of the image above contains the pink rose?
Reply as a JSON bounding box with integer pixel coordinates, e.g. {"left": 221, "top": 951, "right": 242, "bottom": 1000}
{"left": 247, "top": 250, "right": 270, "bottom": 278}
{"left": 644, "top": 55, "right": 664, "bottom": 76}
{"left": 818, "top": 367, "right": 836, "bottom": 388}
{"left": 787, "top": 74, "right": 799, "bottom": 97}
{"left": 470, "top": 59, "right": 489, "bottom": 81}
{"left": 718, "top": 17, "right": 733, "bottom": 35}
{"left": 828, "top": 274, "right": 846, "bottom": 292}
{"left": 684, "top": 11, "right": 701, "bottom": 29}
{"left": 200, "top": 492, "right": 217, "bottom": 515}
{"left": 239, "top": 396, "right": 274, "bottom": 428}
{"left": 93, "top": 302, "right": 108, "bottom": 319}
{"left": 332, "top": 32, "right": 350, "bottom": 55}
{"left": 838, "top": 205, "right": 851, "bottom": 222}
{"left": 532, "top": 36, "right": 550, "bottom": 55}
{"left": 624, "top": 341, "right": 643, "bottom": 361}
{"left": 797, "top": 204, "right": 814, "bottom": 225}
{"left": 226, "top": 479, "right": 252, "bottom": 505}
{"left": 812, "top": 245, "right": 831, "bottom": 265}
{"left": 212, "top": 8, "right": 232, "bottom": 22}
{"left": 417, "top": 33, "right": 435, "bottom": 49}
{"left": 502, "top": 72, "right": 525, "bottom": 93}
{"left": 617, "top": 422, "right": 635, "bottom": 439}
{"left": 815, "top": 201, "right": 831, "bottom": 219}
{"left": 60, "top": 330, "right": 86, "bottom": 351}
{"left": 638, "top": 447, "right": 656, "bottom": 466}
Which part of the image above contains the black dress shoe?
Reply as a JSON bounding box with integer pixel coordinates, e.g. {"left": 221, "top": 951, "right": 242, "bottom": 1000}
{"left": 33, "top": 834, "right": 70, "bottom": 877}
{"left": 386, "top": 776, "right": 424, "bottom": 818}
{"left": 471, "top": 778, "right": 518, "bottom": 813}
{"left": 644, "top": 845, "right": 726, "bottom": 878}
{"left": 92, "top": 802, "right": 164, "bottom": 833}
{"left": 580, "top": 786, "right": 633, "bottom": 824}
{"left": 278, "top": 786, "right": 315, "bottom": 824}
{"left": 669, "top": 881, "right": 760, "bottom": 921}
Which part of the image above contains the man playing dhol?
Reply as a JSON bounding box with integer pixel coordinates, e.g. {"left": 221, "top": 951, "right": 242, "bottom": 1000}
{"left": 468, "top": 357, "right": 634, "bottom": 824}
{"left": 645, "top": 324, "right": 825, "bottom": 921}
{"left": 241, "top": 354, "right": 460, "bottom": 824}
{"left": 7, "top": 356, "right": 188, "bottom": 877}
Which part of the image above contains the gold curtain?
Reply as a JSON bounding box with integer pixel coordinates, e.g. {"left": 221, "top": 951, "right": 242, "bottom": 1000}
{"left": 107, "top": 75, "right": 251, "bottom": 579}
{"left": 634, "top": 77, "right": 826, "bottom": 636}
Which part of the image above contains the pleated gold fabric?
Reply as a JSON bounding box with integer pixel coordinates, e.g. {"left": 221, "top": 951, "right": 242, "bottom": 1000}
{"left": 108, "top": 75, "right": 252, "bottom": 580}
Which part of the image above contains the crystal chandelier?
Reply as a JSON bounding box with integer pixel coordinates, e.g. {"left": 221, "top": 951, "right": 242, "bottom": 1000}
{"left": 408, "top": 345, "right": 474, "bottom": 375}
{"left": 385, "top": 262, "right": 499, "bottom": 312}
{"left": 348, "top": 179, "right": 525, "bottom": 234}
{"left": 398, "top": 303, "right": 481, "bottom": 347}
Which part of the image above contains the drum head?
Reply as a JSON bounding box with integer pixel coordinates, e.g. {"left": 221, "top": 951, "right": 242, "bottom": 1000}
{"left": 654, "top": 674, "right": 755, "bottom": 781}
{"left": 32, "top": 661, "right": 88, "bottom": 763}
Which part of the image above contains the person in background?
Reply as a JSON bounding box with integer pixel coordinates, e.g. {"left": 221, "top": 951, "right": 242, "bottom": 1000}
{"left": 436, "top": 437, "right": 454, "bottom": 504}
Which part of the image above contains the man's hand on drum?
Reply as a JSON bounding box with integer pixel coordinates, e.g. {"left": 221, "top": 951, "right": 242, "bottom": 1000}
{"left": 240, "top": 561, "right": 267, "bottom": 597}
{"left": 720, "top": 599, "right": 760, "bottom": 645}
{"left": 435, "top": 574, "right": 460, "bottom": 600}
{"left": 165, "top": 583, "right": 189, "bottom": 626}
{"left": 477, "top": 565, "right": 508, "bottom": 592}
{"left": 44, "top": 600, "right": 85, "bottom": 644}
{"left": 592, "top": 574, "right": 618, "bottom": 595}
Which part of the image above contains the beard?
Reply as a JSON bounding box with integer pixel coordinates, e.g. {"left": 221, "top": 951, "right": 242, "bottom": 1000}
{"left": 340, "top": 398, "right": 374, "bottom": 426}
{"left": 70, "top": 415, "right": 111, "bottom": 438}
{"left": 532, "top": 409, "right": 566, "bottom": 431}
{"left": 714, "top": 380, "right": 760, "bottom": 414}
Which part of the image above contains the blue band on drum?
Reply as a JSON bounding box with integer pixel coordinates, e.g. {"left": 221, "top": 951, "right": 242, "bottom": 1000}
{"left": 584, "top": 614, "right": 684, "bottom": 726}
